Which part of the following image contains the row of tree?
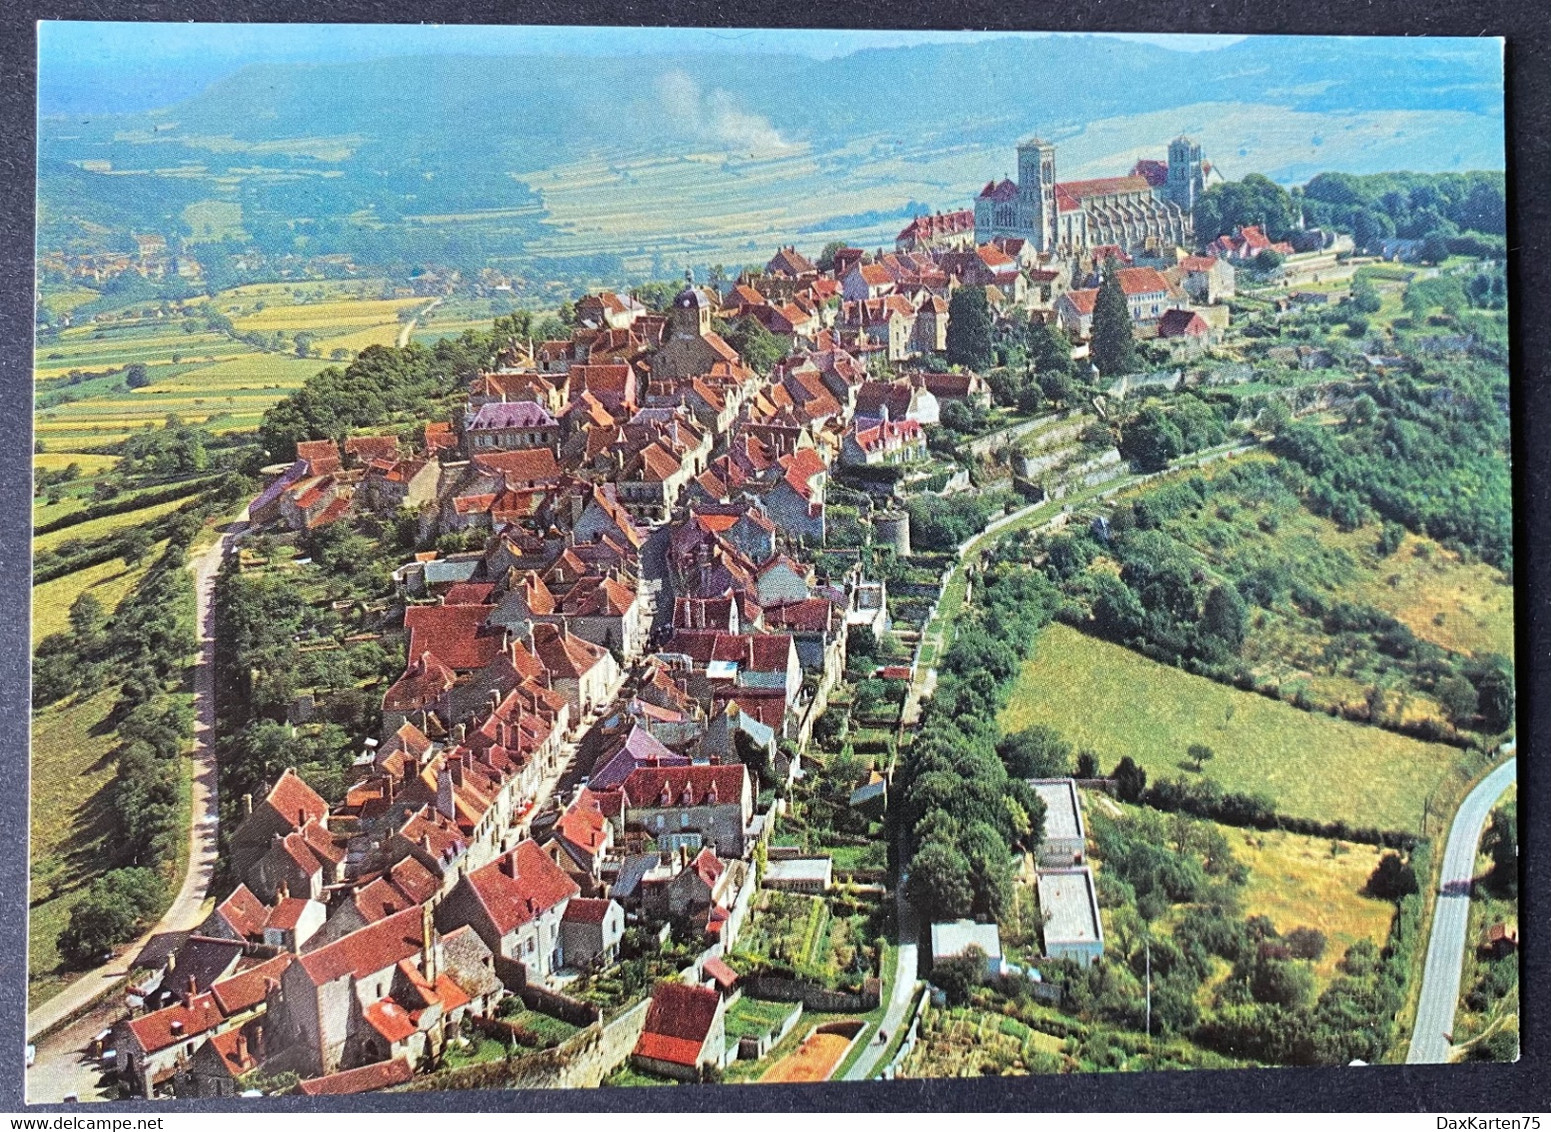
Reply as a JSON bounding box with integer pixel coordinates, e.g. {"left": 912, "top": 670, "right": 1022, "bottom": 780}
{"left": 896, "top": 564, "right": 1060, "bottom": 923}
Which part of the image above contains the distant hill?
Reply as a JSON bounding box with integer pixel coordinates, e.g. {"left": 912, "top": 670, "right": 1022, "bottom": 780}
{"left": 37, "top": 34, "right": 1504, "bottom": 292}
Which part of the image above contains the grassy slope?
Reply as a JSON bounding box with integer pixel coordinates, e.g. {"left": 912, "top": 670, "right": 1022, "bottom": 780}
{"left": 28, "top": 688, "right": 127, "bottom": 1000}
{"left": 31, "top": 541, "right": 167, "bottom": 646}
{"left": 1229, "top": 826, "right": 1396, "bottom": 989}
{"left": 1000, "top": 622, "right": 1466, "bottom": 832}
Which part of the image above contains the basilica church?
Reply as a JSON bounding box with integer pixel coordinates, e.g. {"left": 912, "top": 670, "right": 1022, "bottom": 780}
{"left": 974, "top": 136, "right": 1216, "bottom": 258}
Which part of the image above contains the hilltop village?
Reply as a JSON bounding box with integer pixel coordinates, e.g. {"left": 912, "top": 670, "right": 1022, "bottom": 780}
{"left": 93, "top": 135, "right": 1500, "bottom": 1097}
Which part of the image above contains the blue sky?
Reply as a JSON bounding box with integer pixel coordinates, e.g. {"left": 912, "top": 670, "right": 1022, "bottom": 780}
{"left": 37, "top": 24, "right": 1247, "bottom": 114}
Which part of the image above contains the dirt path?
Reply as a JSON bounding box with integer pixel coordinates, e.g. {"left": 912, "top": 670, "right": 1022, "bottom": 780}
{"left": 397, "top": 297, "right": 442, "bottom": 347}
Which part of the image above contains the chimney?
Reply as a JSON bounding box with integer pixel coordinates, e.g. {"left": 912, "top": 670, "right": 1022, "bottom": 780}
{"left": 235, "top": 1032, "right": 248, "bottom": 1064}
{"left": 186, "top": 974, "right": 197, "bottom": 999}
{"left": 421, "top": 902, "right": 438, "bottom": 983}
{"left": 170, "top": 1020, "right": 185, "bottom": 1037}
{"left": 278, "top": 881, "right": 289, "bottom": 901}
{"left": 166, "top": 951, "right": 176, "bottom": 973}
{"left": 502, "top": 852, "right": 519, "bottom": 880}
{"left": 242, "top": 793, "right": 253, "bottom": 818}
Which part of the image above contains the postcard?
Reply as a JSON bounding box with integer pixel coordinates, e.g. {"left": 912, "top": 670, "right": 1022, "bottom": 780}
{"left": 27, "top": 23, "right": 1514, "bottom": 1103}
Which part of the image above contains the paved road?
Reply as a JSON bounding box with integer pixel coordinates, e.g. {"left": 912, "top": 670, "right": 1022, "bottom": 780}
{"left": 27, "top": 522, "right": 242, "bottom": 1046}
{"left": 842, "top": 867, "right": 921, "bottom": 1081}
{"left": 1406, "top": 757, "right": 1517, "bottom": 1064}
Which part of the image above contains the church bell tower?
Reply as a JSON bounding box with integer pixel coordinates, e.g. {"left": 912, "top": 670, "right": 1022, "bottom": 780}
{"left": 1016, "top": 137, "right": 1057, "bottom": 253}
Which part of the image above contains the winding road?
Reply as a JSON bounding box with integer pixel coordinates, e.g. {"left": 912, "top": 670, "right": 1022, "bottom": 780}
{"left": 1405, "top": 756, "right": 1517, "bottom": 1064}
{"left": 27, "top": 521, "right": 243, "bottom": 1047}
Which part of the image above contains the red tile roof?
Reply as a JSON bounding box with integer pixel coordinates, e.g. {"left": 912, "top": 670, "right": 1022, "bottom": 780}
{"left": 462, "top": 840, "right": 580, "bottom": 936}
{"left": 403, "top": 605, "right": 503, "bottom": 671}
{"left": 1115, "top": 266, "right": 1172, "bottom": 296}
{"left": 702, "top": 955, "right": 739, "bottom": 991}
{"left": 210, "top": 954, "right": 294, "bottom": 1016}
{"left": 295, "top": 1057, "right": 414, "bottom": 1096}
{"left": 127, "top": 993, "right": 224, "bottom": 1054}
{"left": 215, "top": 884, "right": 270, "bottom": 940}
{"left": 1062, "top": 289, "right": 1098, "bottom": 315}
{"left": 531, "top": 622, "right": 608, "bottom": 680}
{"left": 1059, "top": 175, "right": 1153, "bottom": 200}
{"left": 471, "top": 447, "right": 562, "bottom": 485}
{"left": 364, "top": 998, "right": 418, "bottom": 1044}
{"left": 264, "top": 768, "right": 329, "bottom": 831}
{"left": 1157, "top": 308, "right": 1210, "bottom": 338}
{"left": 297, "top": 906, "right": 427, "bottom": 987}
{"left": 562, "top": 897, "right": 614, "bottom": 924}
{"left": 635, "top": 981, "right": 720, "bottom": 1067}
{"left": 622, "top": 764, "right": 747, "bottom": 809}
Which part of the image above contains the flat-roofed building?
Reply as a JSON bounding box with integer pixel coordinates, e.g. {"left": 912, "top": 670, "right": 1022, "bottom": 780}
{"left": 1036, "top": 866, "right": 1104, "bottom": 967}
{"left": 1030, "top": 778, "right": 1086, "bottom": 867}
{"left": 762, "top": 857, "right": 833, "bottom": 894}
{"left": 930, "top": 919, "right": 1004, "bottom": 978}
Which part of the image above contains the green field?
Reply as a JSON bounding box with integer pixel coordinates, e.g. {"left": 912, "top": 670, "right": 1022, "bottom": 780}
{"left": 34, "top": 496, "right": 194, "bottom": 554}
{"left": 999, "top": 623, "right": 1467, "bottom": 832}
{"left": 32, "top": 542, "right": 166, "bottom": 646}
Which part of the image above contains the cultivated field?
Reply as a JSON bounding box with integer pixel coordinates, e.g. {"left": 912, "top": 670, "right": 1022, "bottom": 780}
{"left": 31, "top": 542, "right": 166, "bottom": 646}
{"left": 759, "top": 1023, "right": 860, "bottom": 1084}
{"left": 999, "top": 623, "right": 1466, "bottom": 832}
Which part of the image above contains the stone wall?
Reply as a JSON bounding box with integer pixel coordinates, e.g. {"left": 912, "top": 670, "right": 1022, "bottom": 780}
{"left": 741, "top": 975, "right": 880, "bottom": 1013}
{"left": 401, "top": 997, "right": 650, "bottom": 1093}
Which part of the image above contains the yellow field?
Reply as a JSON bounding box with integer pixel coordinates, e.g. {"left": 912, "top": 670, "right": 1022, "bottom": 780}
{"left": 230, "top": 297, "right": 423, "bottom": 331}
{"left": 33, "top": 451, "right": 118, "bottom": 474}
{"left": 31, "top": 541, "right": 165, "bottom": 645}
{"left": 34, "top": 496, "right": 191, "bottom": 554}
{"left": 319, "top": 321, "right": 408, "bottom": 353}
{"left": 1339, "top": 534, "right": 1515, "bottom": 658}
{"left": 1230, "top": 827, "right": 1396, "bottom": 987}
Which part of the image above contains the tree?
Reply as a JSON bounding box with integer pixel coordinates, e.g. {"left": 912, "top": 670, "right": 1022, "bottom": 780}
{"left": 721, "top": 316, "right": 787, "bottom": 374}
{"left": 117, "top": 527, "right": 154, "bottom": 567}
{"left": 1187, "top": 743, "right": 1215, "bottom": 773}
{"left": 1193, "top": 174, "right": 1298, "bottom": 242}
{"left": 997, "top": 726, "right": 1074, "bottom": 778}
{"left": 69, "top": 592, "right": 107, "bottom": 645}
{"left": 1284, "top": 927, "right": 1327, "bottom": 961}
{"left": 1090, "top": 271, "right": 1138, "bottom": 377}
{"left": 946, "top": 286, "right": 995, "bottom": 371}
{"left": 57, "top": 867, "right": 166, "bottom": 966}
{"left": 1365, "top": 852, "right": 1419, "bottom": 900}
{"left": 1254, "top": 249, "right": 1285, "bottom": 274}
{"left": 1481, "top": 802, "right": 1517, "bottom": 897}
{"left": 932, "top": 946, "right": 985, "bottom": 1007}
{"left": 1470, "top": 654, "right": 1515, "bottom": 732}
{"left": 124, "top": 362, "right": 151, "bottom": 389}
{"left": 1201, "top": 584, "right": 1248, "bottom": 654}
{"left": 907, "top": 838, "right": 975, "bottom": 921}
{"left": 293, "top": 331, "right": 316, "bottom": 358}
{"left": 1435, "top": 674, "right": 1479, "bottom": 726}
{"left": 1120, "top": 404, "right": 1183, "bottom": 471}
{"left": 1113, "top": 756, "right": 1148, "bottom": 803}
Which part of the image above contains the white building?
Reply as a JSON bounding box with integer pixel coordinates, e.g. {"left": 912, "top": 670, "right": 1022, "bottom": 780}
{"left": 1037, "top": 867, "right": 1105, "bottom": 967}
{"left": 1030, "top": 778, "right": 1086, "bottom": 868}
{"left": 930, "top": 919, "right": 1004, "bottom": 978}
